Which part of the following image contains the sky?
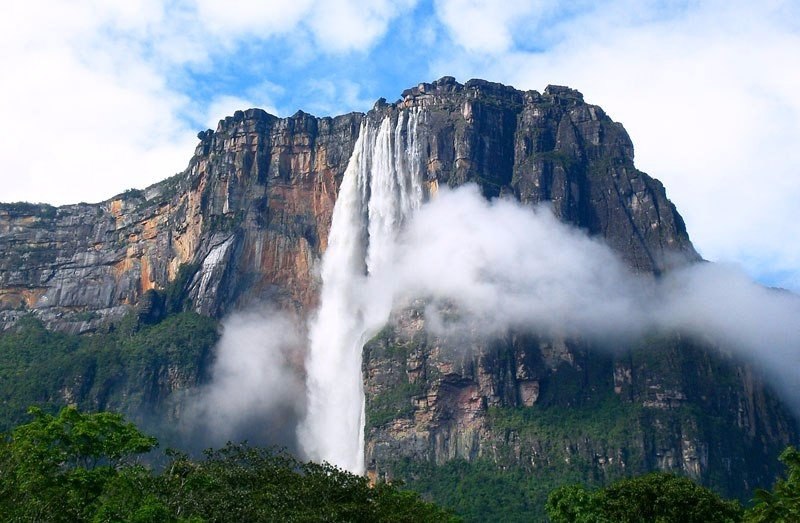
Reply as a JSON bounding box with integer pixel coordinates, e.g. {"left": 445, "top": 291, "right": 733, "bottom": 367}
{"left": 1, "top": 0, "right": 799, "bottom": 291}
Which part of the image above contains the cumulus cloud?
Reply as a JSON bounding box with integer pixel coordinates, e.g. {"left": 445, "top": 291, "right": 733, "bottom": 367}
{"left": 307, "top": 0, "right": 418, "bottom": 53}
{"left": 0, "top": 1, "right": 411, "bottom": 205}
{"left": 194, "top": 0, "right": 315, "bottom": 39}
{"left": 433, "top": 0, "right": 556, "bottom": 53}
{"left": 0, "top": 2, "right": 197, "bottom": 204}
{"left": 185, "top": 309, "right": 306, "bottom": 452}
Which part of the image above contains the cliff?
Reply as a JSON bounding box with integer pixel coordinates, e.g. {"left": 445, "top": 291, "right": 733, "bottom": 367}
{"left": 0, "top": 77, "right": 795, "bottom": 519}
{"left": 362, "top": 308, "right": 794, "bottom": 519}
{"left": 0, "top": 109, "right": 361, "bottom": 332}
{"left": 0, "top": 77, "right": 695, "bottom": 333}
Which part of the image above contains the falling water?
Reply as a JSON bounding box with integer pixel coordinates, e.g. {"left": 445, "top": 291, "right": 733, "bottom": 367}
{"left": 298, "top": 108, "right": 424, "bottom": 473}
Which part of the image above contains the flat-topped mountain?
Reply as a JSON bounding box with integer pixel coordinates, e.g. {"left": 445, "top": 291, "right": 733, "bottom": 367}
{"left": 0, "top": 77, "right": 793, "bottom": 520}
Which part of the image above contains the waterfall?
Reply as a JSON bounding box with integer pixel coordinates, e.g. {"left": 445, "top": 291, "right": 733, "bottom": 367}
{"left": 299, "top": 108, "right": 424, "bottom": 473}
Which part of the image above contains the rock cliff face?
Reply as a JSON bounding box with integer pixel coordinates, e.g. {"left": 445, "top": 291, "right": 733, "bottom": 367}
{"left": 362, "top": 308, "right": 794, "bottom": 506}
{"left": 0, "top": 109, "right": 361, "bottom": 332}
{"left": 0, "top": 77, "right": 795, "bottom": 514}
{"left": 0, "top": 77, "right": 695, "bottom": 333}
{"left": 387, "top": 78, "right": 698, "bottom": 273}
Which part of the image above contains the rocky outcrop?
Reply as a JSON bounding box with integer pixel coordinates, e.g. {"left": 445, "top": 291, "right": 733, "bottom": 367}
{"left": 0, "top": 109, "right": 361, "bottom": 332}
{"left": 388, "top": 77, "right": 698, "bottom": 272}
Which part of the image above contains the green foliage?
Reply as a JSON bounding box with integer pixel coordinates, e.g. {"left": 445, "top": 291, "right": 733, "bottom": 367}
{"left": 546, "top": 484, "right": 607, "bottom": 523}
{"left": 0, "top": 408, "right": 457, "bottom": 522}
{"left": 484, "top": 395, "right": 647, "bottom": 493}
{"left": 0, "top": 202, "right": 58, "bottom": 218}
{"left": 158, "top": 443, "right": 458, "bottom": 522}
{"left": 391, "top": 394, "right": 752, "bottom": 521}
{"left": 120, "top": 188, "right": 145, "bottom": 200}
{"left": 0, "top": 406, "right": 157, "bottom": 522}
{"left": 488, "top": 395, "right": 642, "bottom": 449}
{"left": 363, "top": 323, "right": 429, "bottom": 430}
{"left": 546, "top": 472, "right": 743, "bottom": 523}
{"left": 536, "top": 150, "right": 577, "bottom": 171}
{"left": 746, "top": 446, "right": 800, "bottom": 522}
{"left": 366, "top": 380, "right": 424, "bottom": 429}
{"left": 392, "top": 459, "right": 538, "bottom": 522}
{"left": 0, "top": 311, "right": 218, "bottom": 433}
{"left": 10, "top": 406, "right": 157, "bottom": 468}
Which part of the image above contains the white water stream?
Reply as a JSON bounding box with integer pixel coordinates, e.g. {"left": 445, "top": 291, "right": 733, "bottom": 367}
{"left": 298, "top": 108, "right": 424, "bottom": 473}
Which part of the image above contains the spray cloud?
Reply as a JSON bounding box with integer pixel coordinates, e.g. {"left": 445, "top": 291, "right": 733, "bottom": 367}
{"left": 377, "top": 184, "right": 800, "bottom": 407}
{"left": 186, "top": 309, "right": 305, "bottom": 453}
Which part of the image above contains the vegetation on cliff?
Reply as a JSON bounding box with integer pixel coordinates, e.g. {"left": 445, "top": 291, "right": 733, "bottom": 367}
{"left": 363, "top": 323, "right": 796, "bottom": 521}
{"left": 0, "top": 311, "right": 218, "bottom": 434}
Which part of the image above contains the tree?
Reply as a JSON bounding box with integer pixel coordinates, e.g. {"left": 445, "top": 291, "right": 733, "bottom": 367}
{"left": 160, "top": 443, "right": 459, "bottom": 522}
{"left": 0, "top": 406, "right": 157, "bottom": 521}
{"left": 0, "top": 406, "right": 457, "bottom": 522}
{"left": 546, "top": 484, "right": 610, "bottom": 523}
{"left": 546, "top": 472, "right": 742, "bottom": 523}
{"left": 746, "top": 446, "right": 800, "bottom": 522}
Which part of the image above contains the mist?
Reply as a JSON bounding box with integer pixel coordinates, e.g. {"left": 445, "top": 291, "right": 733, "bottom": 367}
{"left": 184, "top": 309, "right": 306, "bottom": 454}
{"left": 388, "top": 185, "right": 647, "bottom": 340}
{"left": 370, "top": 185, "right": 800, "bottom": 404}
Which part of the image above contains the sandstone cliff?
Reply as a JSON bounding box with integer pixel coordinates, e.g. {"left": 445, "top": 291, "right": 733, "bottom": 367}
{"left": 0, "top": 110, "right": 360, "bottom": 332}
{"left": 0, "top": 77, "right": 695, "bottom": 332}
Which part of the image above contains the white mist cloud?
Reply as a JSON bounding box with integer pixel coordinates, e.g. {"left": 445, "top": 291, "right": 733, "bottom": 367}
{"left": 390, "top": 185, "right": 643, "bottom": 339}
{"left": 191, "top": 187, "right": 798, "bottom": 457}
{"left": 656, "top": 264, "right": 800, "bottom": 381}
{"left": 366, "top": 185, "right": 800, "bottom": 405}
{"left": 186, "top": 309, "right": 306, "bottom": 450}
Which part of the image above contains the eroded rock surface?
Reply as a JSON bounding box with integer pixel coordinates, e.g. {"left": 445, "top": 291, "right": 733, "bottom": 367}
{"left": 0, "top": 109, "right": 361, "bottom": 331}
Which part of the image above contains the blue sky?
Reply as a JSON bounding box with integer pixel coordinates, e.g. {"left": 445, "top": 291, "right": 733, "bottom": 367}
{"left": 1, "top": 0, "right": 799, "bottom": 292}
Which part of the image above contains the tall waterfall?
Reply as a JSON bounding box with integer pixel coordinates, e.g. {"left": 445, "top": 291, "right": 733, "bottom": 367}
{"left": 298, "top": 108, "right": 424, "bottom": 473}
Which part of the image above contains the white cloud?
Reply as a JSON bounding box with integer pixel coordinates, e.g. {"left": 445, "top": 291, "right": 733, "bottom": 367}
{"left": 433, "top": 0, "right": 555, "bottom": 53}
{"left": 381, "top": 186, "right": 800, "bottom": 408}
{"left": 185, "top": 309, "right": 306, "bottom": 449}
{"left": 307, "top": 0, "right": 418, "bottom": 52}
{"left": 193, "top": 0, "right": 315, "bottom": 41}
{"left": 428, "top": 0, "right": 800, "bottom": 290}
{"left": 0, "top": 3, "right": 196, "bottom": 204}
{"left": 301, "top": 78, "right": 376, "bottom": 116}
{"left": 0, "top": 1, "right": 409, "bottom": 205}
{"left": 391, "top": 186, "right": 645, "bottom": 339}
